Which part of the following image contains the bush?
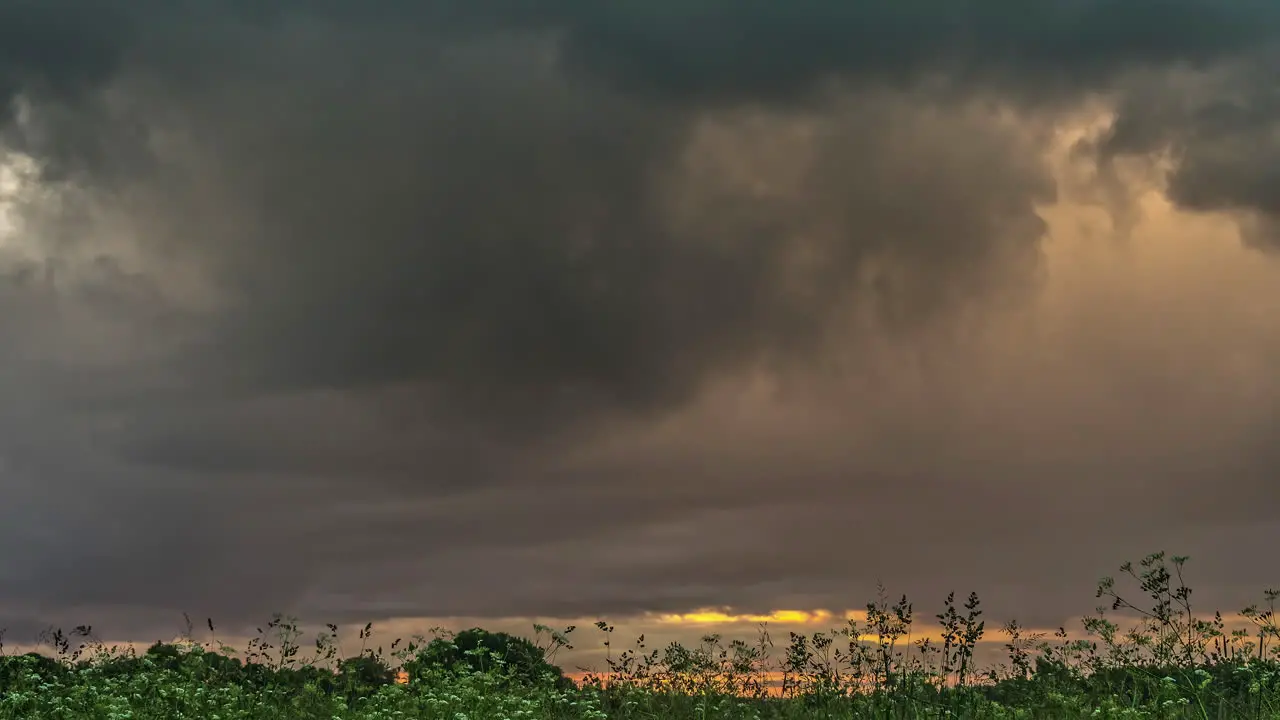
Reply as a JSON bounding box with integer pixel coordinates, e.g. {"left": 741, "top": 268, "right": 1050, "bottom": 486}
{"left": 403, "top": 627, "right": 573, "bottom": 690}
{"left": 335, "top": 653, "right": 397, "bottom": 706}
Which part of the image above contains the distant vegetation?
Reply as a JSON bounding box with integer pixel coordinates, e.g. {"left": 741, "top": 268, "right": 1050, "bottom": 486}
{"left": 0, "top": 551, "right": 1277, "bottom": 718}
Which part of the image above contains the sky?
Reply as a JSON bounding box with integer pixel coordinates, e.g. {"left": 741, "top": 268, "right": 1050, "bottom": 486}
{"left": 1, "top": 0, "right": 1279, "bottom": 672}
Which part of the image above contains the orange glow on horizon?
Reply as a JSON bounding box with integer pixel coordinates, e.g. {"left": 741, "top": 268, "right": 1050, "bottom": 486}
{"left": 653, "top": 608, "right": 864, "bottom": 626}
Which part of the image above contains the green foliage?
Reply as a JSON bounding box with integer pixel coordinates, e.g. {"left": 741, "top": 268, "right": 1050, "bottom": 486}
{"left": 0, "top": 551, "right": 1276, "bottom": 718}
{"left": 404, "top": 627, "right": 576, "bottom": 691}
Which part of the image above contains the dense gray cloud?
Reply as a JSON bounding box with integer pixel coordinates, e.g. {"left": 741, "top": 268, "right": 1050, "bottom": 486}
{"left": 0, "top": 0, "right": 1279, "bottom": 654}
{"left": 1093, "top": 52, "right": 1280, "bottom": 247}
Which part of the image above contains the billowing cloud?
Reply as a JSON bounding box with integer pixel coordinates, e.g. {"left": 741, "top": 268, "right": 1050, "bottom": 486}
{"left": 0, "top": 0, "right": 1277, "bottom": 656}
{"left": 1093, "top": 52, "right": 1280, "bottom": 247}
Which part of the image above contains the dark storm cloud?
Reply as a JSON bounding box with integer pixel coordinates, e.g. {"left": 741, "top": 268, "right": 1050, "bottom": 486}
{"left": 549, "top": 0, "right": 1280, "bottom": 103}
{"left": 0, "top": 2, "right": 126, "bottom": 104}
{"left": 1, "top": 0, "right": 1279, "bottom": 651}
{"left": 17, "top": 0, "right": 1277, "bottom": 98}
{"left": 1091, "top": 52, "right": 1280, "bottom": 247}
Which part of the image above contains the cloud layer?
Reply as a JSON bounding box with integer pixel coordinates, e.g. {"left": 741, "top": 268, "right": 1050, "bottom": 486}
{"left": 1, "top": 1, "right": 1278, "bottom": 648}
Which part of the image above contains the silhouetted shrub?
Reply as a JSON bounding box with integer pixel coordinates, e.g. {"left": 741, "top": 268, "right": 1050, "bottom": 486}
{"left": 334, "top": 653, "right": 396, "bottom": 706}
{"left": 404, "top": 627, "right": 572, "bottom": 690}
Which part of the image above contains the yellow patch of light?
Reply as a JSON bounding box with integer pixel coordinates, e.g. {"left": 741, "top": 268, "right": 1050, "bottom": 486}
{"left": 653, "top": 608, "right": 865, "bottom": 626}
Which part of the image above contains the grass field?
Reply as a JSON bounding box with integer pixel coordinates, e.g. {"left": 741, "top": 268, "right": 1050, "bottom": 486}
{"left": 1, "top": 551, "right": 1276, "bottom": 719}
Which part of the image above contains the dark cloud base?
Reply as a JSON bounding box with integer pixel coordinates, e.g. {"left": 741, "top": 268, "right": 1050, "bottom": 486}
{"left": 0, "top": 1, "right": 1278, "bottom": 644}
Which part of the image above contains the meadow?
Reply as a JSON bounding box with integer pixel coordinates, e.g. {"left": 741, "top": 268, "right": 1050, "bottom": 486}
{"left": 1, "top": 551, "right": 1277, "bottom": 719}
